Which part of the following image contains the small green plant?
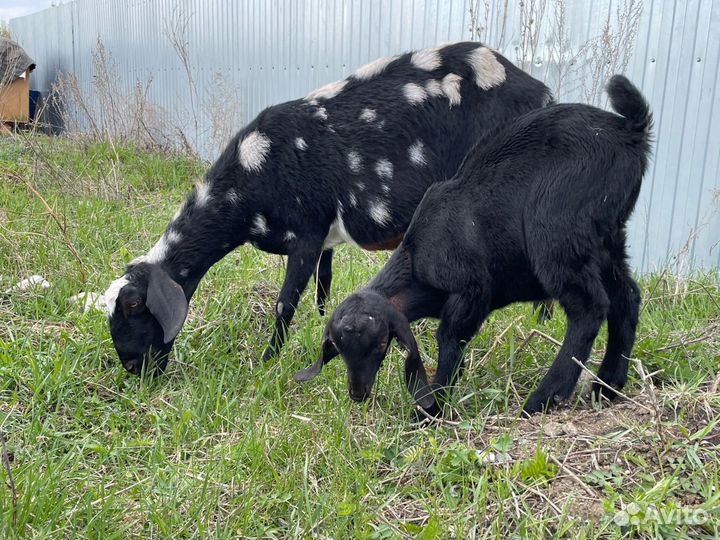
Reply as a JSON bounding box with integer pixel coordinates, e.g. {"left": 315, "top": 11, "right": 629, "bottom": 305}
{"left": 513, "top": 448, "right": 558, "bottom": 484}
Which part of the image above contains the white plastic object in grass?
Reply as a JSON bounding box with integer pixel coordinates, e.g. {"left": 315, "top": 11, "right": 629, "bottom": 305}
{"left": 6, "top": 275, "right": 51, "bottom": 293}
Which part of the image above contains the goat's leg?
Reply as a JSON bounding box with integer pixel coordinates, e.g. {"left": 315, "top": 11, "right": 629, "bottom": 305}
{"left": 592, "top": 263, "right": 641, "bottom": 402}
{"left": 314, "top": 249, "right": 333, "bottom": 316}
{"left": 428, "top": 293, "right": 490, "bottom": 413}
{"left": 262, "top": 246, "right": 323, "bottom": 361}
{"left": 524, "top": 273, "right": 609, "bottom": 414}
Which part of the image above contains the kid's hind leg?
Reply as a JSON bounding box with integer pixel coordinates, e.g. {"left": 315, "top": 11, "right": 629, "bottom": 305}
{"left": 592, "top": 258, "right": 641, "bottom": 402}
{"left": 524, "top": 265, "right": 609, "bottom": 414}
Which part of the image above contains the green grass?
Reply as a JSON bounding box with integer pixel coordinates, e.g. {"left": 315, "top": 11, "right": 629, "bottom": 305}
{"left": 1, "top": 136, "right": 719, "bottom": 539}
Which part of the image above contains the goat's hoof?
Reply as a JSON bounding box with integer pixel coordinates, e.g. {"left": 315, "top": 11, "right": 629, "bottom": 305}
{"left": 523, "top": 393, "right": 556, "bottom": 416}
{"left": 261, "top": 347, "right": 277, "bottom": 362}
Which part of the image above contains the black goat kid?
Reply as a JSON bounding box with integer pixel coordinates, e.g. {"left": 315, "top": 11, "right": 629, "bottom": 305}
{"left": 104, "top": 42, "right": 552, "bottom": 374}
{"left": 296, "top": 75, "right": 652, "bottom": 416}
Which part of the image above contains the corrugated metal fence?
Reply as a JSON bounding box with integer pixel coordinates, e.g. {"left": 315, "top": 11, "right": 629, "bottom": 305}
{"left": 10, "top": 0, "right": 720, "bottom": 273}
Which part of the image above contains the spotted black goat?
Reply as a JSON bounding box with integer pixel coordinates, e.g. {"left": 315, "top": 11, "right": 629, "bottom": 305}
{"left": 105, "top": 42, "right": 552, "bottom": 375}
{"left": 295, "top": 75, "right": 652, "bottom": 416}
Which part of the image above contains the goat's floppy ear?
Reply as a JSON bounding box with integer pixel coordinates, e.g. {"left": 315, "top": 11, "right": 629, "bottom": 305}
{"left": 388, "top": 308, "right": 435, "bottom": 410}
{"left": 146, "top": 266, "right": 188, "bottom": 344}
{"left": 294, "top": 326, "right": 339, "bottom": 382}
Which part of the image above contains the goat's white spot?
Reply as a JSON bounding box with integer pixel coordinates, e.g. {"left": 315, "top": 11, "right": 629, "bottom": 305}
{"left": 250, "top": 214, "right": 269, "bottom": 236}
{"left": 466, "top": 46, "right": 506, "bottom": 90}
{"left": 347, "top": 150, "right": 363, "bottom": 173}
{"left": 306, "top": 79, "right": 348, "bottom": 101}
{"left": 425, "top": 79, "right": 443, "bottom": 97}
{"left": 195, "top": 181, "right": 212, "bottom": 207}
{"left": 374, "top": 159, "right": 393, "bottom": 179}
{"left": 277, "top": 301, "right": 284, "bottom": 315}
{"left": 238, "top": 130, "right": 272, "bottom": 172}
{"left": 294, "top": 137, "right": 307, "bottom": 150}
{"left": 403, "top": 82, "right": 428, "bottom": 105}
{"left": 103, "top": 276, "right": 129, "bottom": 316}
{"left": 296, "top": 196, "right": 302, "bottom": 205}
{"left": 359, "top": 108, "right": 377, "bottom": 122}
{"left": 411, "top": 47, "right": 442, "bottom": 71}
{"left": 226, "top": 188, "right": 241, "bottom": 204}
{"left": 408, "top": 139, "right": 427, "bottom": 166}
{"left": 368, "top": 200, "right": 392, "bottom": 226}
{"left": 166, "top": 230, "right": 182, "bottom": 244}
{"left": 179, "top": 268, "right": 190, "bottom": 277}
{"left": 348, "top": 191, "right": 358, "bottom": 207}
{"left": 376, "top": 119, "right": 386, "bottom": 130}
{"left": 354, "top": 55, "right": 399, "bottom": 80}
{"left": 146, "top": 236, "right": 170, "bottom": 263}
{"left": 146, "top": 224, "right": 183, "bottom": 263}
{"left": 381, "top": 184, "right": 391, "bottom": 194}
{"left": 441, "top": 73, "right": 462, "bottom": 106}
{"left": 314, "top": 107, "right": 328, "bottom": 120}
{"left": 283, "top": 230, "right": 297, "bottom": 242}
{"left": 324, "top": 207, "right": 359, "bottom": 249}
{"left": 356, "top": 182, "right": 366, "bottom": 191}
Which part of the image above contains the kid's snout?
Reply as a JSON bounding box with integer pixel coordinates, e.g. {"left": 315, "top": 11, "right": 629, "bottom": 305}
{"left": 348, "top": 382, "right": 373, "bottom": 403}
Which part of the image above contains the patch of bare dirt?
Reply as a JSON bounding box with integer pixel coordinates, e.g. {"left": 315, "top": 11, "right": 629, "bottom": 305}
{"left": 421, "top": 390, "right": 720, "bottom": 522}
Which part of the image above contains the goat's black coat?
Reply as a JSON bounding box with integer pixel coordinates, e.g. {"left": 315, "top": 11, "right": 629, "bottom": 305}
{"left": 106, "top": 42, "right": 552, "bottom": 373}
{"left": 296, "top": 75, "right": 652, "bottom": 416}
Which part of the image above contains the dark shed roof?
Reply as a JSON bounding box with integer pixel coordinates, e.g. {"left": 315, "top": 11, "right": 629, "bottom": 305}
{"left": 0, "top": 38, "right": 35, "bottom": 83}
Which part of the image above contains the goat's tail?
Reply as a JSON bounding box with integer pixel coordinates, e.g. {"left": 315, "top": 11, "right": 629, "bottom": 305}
{"left": 606, "top": 75, "right": 653, "bottom": 136}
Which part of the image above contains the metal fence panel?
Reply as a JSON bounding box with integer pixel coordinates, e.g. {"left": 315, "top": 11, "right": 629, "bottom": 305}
{"left": 10, "top": 0, "right": 720, "bottom": 272}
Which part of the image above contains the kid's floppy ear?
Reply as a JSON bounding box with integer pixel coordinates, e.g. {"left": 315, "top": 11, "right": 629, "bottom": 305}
{"left": 388, "top": 308, "right": 435, "bottom": 411}
{"left": 294, "top": 325, "right": 339, "bottom": 382}
{"left": 146, "top": 266, "right": 189, "bottom": 344}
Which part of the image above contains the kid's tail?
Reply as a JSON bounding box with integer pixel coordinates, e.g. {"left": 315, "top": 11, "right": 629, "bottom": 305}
{"left": 606, "top": 74, "right": 653, "bottom": 136}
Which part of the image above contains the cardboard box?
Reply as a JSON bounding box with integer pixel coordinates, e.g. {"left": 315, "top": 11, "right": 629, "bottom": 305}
{"left": 0, "top": 72, "right": 30, "bottom": 123}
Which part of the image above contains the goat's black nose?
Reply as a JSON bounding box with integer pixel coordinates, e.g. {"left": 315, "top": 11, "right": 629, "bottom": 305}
{"left": 123, "top": 357, "right": 143, "bottom": 375}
